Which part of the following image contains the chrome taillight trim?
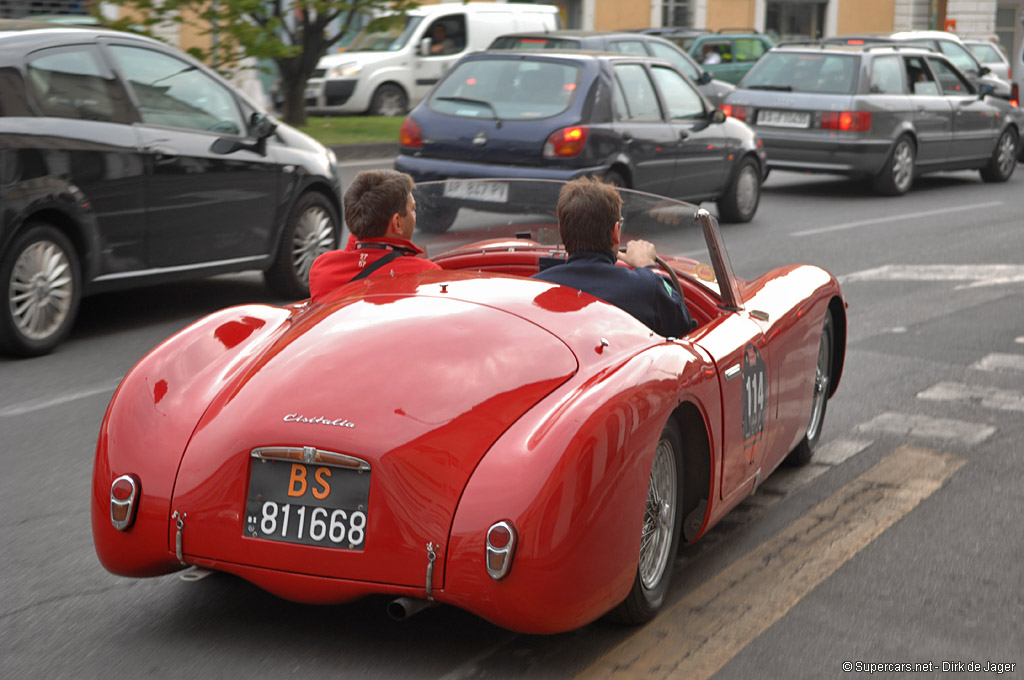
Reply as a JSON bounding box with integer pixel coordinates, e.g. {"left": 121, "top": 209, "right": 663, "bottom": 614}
{"left": 110, "top": 474, "right": 139, "bottom": 531}
{"left": 485, "top": 520, "right": 518, "bottom": 581}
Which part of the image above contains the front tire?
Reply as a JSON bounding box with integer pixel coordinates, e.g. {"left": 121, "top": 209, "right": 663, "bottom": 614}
{"left": 787, "top": 310, "right": 834, "bottom": 466}
{"left": 872, "top": 136, "right": 915, "bottom": 196}
{"left": 369, "top": 84, "right": 408, "bottom": 117}
{"left": 609, "top": 418, "right": 684, "bottom": 624}
{"left": 717, "top": 156, "right": 760, "bottom": 223}
{"left": 0, "top": 224, "right": 81, "bottom": 357}
{"left": 264, "top": 192, "right": 339, "bottom": 299}
{"left": 979, "top": 128, "right": 1018, "bottom": 183}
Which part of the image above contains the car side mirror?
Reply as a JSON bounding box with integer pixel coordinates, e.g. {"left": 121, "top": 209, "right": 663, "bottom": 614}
{"left": 420, "top": 37, "right": 432, "bottom": 56}
{"left": 979, "top": 65, "right": 991, "bottom": 76}
{"left": 250, "top": 112, "right": 278, "bottom": 140}
{"left": 711, "top": 109, "right": 727, "bottom": 124}
{"left": 697, "top": 71, "right": 712, "bottom": 85}
{"left": 978, "top": 83, "right": 995, "bottom": 99}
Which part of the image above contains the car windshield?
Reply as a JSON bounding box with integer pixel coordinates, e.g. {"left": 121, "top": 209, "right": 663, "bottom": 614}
{"left": 346, "top": 15, "right": 424, "bottom": 52}
{"left": 410, "top": 179, "right": 740, "bottom": 305}
{"left": 429, "top": 59, "right": 581, "bottom": 120}
{"left": 742, "top": 52, "right": 858, "bottom": 94}
{"left": 489, "top": 36, "right": 583, "bottom": 50}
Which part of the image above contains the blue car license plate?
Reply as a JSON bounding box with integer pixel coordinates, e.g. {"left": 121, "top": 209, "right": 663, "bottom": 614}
{"left": 244, "top": 448, "right": 370, "bottom": 550}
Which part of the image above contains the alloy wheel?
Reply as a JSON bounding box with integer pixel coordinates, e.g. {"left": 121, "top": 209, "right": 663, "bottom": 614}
{"left": 9, "top": 240, "right": 74, "bottom": 341}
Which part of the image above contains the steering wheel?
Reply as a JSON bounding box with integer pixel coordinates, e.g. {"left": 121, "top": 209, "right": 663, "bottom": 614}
{"left": 620, "top": 247, "right": 685, "bottom": 300}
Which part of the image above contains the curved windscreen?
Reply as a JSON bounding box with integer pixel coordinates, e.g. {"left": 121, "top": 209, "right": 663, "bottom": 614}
{"left": 409, "top": 179, "right": 739, "bottom": 306}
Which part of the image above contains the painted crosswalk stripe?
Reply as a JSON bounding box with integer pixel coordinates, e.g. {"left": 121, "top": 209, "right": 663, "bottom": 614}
{"left": 857, "top": 412, "right": 995, "bottom": 445}
{"left": 918, "top": 381, "right": 1024, "bottom": 413}
{"left": 972, "top": 353, "right": 1024, "bottom": 374}
{"left": 575, "top": 446, "right": 964, "bottom": 680}
{"left": 838, "top": 264, "right": 1024, "bottom": 289}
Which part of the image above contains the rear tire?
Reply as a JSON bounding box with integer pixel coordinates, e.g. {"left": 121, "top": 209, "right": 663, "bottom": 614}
{"left": 979, "top": 128, "right": 1018, "bottom": 182}
{"left": 369, "top": 84, "right": 408, "bottom": 117}
{"left": 872, "top": 136, "right": 915, "bottom": 196}
{"left": 609, "top": 418, "right": 684, "bottom": 625}
{"left": 787, "top": 310, "right": 833, "bottom": 466}
{"left": 717, "top": 156, "right": 760, "bottom": 223}
{"left": 0, "top": 224, "right": 81, "bottom": 357}
{"left": 264, "top": 192, "right": 339, "bottom": 299}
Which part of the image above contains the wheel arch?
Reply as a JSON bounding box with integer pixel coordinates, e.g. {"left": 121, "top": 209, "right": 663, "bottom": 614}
{"left": 669, "top": 399, "right": 712, "bottom": 544}
{"left": 6, "top": 207, "right": 97, "bottom": 289}
{"left": 826, "top": 295, "right": 847, "bottom": 399}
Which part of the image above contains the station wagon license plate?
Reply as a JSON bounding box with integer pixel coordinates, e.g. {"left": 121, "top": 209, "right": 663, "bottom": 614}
{"left": 245, "top": 456, "right": 370, "bottom": 550}
{"left": 757, "top": 110, "right": 811, "bottom": 128}
{"left": 444, "top": 180, "right": 509, "bottom": 203}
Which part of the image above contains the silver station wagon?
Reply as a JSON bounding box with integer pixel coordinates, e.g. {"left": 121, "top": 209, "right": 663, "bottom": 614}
{"left": 720, "top": 43, "right": 1022, "bottom": 195}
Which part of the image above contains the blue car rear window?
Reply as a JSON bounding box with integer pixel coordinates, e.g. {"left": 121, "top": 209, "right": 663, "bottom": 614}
{"left": 430, "top": 59, "right": 581, "bottom": 120}
{"left": 743, "top": 52, "right": 858, "bottom": 94}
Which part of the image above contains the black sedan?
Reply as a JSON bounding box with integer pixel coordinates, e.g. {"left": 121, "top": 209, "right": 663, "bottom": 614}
{"left": 0, "top": 21, "right": 343, "bottom": 357}
{"left": 395, "top": 50, "right": 766, "bottom": 233}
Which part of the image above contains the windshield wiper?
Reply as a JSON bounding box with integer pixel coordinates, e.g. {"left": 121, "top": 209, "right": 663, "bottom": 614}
{"left": 435, "top": 96, "right": 503, "bottom": 128}
{"left": 747, "top": 84, "right": 794, "bottom": 91}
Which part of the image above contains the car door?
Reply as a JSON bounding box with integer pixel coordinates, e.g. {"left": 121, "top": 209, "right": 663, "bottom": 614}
{"left": 928, "top": 56, "right": 998, "bottom": 163}
{"left": 413, "top": 14, "right": 468, "bottom": 103}
{"left": 649, "top": 64, "right": 728, "bottom": 200}
{"left": 904, "top": 55, "right": 953, "bottom": 167}
{"left": 21, "top": 43, "right": 148, "bottom": 279}
{"left": 103, "top": 41, "right": 280, "bottom": 269}
{"left": 610, "top": 63, "right": 676, "bottom": 197}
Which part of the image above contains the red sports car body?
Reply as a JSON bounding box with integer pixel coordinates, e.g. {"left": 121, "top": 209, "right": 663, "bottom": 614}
{"left": 92, "top": 180, "right": 846, "bottom": 634}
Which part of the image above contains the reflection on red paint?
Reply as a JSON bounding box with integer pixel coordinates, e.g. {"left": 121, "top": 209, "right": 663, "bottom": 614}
{"left": 153, "top": 379, "right": 168, "bottom": 404}
{"left": 214, "top": 316, "right": 266, "bottom": 348}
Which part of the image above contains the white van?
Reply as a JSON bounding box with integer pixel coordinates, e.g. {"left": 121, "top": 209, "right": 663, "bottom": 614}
{"left": 305, "top": 2, "right": 561, "bottom": 117}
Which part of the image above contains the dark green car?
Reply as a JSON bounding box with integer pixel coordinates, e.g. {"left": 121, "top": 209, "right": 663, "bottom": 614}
{"left": 665, "top": 30, "right": 775, "bottom": 84}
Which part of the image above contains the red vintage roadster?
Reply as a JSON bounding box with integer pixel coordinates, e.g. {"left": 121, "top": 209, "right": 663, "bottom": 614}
{"left": 92, "top": 180, "right": 845, "bottom": 634}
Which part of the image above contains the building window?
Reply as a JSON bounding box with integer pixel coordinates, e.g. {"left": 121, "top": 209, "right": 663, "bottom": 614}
{"left": 766, "top": 1, "right": 828, "bottom": 41}
{"left": 662, "top": 0, "right": 692, "bottom": 29}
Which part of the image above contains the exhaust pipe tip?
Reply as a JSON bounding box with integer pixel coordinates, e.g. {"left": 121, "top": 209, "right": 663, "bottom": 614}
{"left": 387, "top": 597, "right": 436, "bottom": 621}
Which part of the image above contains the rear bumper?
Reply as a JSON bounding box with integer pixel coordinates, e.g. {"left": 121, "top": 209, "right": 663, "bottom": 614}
{"left": 395, "top": 153, "right": 608, "bottom": 182}
{"left": 758, "top": 130, "right": 892, "bottom": 176}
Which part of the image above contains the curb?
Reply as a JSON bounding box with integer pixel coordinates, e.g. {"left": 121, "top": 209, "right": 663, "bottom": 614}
{"left": 331, "top": 143, "right": 400, "bottom": 160}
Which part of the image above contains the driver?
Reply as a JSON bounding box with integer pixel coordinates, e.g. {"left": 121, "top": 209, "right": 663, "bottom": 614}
{"left": 531, "top": 177, "right": 693, "bottom": 337}
{"left": 309, "top": 170, "right": 440, "bottom": 301}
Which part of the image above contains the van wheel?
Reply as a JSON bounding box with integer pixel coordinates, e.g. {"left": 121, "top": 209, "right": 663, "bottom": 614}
{"left": 418, "top": 204, "right": 459, "bottom": 234}
{"left": 717, "top": 156, "right": 760, "bottom": 223}
{"left": 369, "top": 84, "right": 408, "bottom": 117}
{"left": 873, "top": 136, "right": 915, "bottom": 195}
{"left": 265, "top": 192, "right": 339, "bottom": 299}
{"left": 979, "top": 128, "right": 1017, "bottom": 182}
{"left": 0, "top": 224, "right": 81, "bottom": 357}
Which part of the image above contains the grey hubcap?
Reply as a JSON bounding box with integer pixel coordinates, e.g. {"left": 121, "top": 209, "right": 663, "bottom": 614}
{"left": 10, "top": 240, "right": 73, "bottom": 341}
{"left": 996, "top": 132, "right": 1016, "bottom": 177}
{"left": 376, "top": 90, "right": 405, "bottom": 117}
{"left": 639, "top": 438, "right": 677, "bottom": 590}
{"left": 892, "top": 141, "right": 914, "bottom": 192}
{"left": 735, "top": 165, "right": 759, "bottom": 217}
{"left": 806, "top": 325, "right": 831, "bottom": 442}
{"left": 292, "top": 207, "right": 334, "bottom": 286}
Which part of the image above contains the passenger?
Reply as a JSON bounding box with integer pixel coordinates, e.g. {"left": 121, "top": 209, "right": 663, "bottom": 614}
{"left": 309, "top": 169, "right": 441, "bottom": 301}
{"left": 532, "top": 177, "right": 693, "bottom": 337}
{"left": 429, "top": 24, "right": 455, "bottom": 55}
{"left": 701, "top": 45, "right": 722, "bottom": 65}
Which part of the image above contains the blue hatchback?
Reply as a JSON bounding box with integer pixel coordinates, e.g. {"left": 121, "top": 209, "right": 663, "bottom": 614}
{"left": 395, "top": 50, "right": 765, "bottom": 232}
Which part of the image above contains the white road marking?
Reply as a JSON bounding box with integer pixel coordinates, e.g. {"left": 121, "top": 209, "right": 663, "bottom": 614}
{"left": 813, "top": 437, "right": 874, "bottom": 465}
{"left": 839, "top": 264, "right": 1024, "bottom": 289}
{"left": 0, "top": 383, "right": 119, "bottom": 417}
{"left": 972, "top": 353, "right": 1024, "bottom": 373}
{"left": 918, "top": 381, "right": 1024, "bottom": 413}
{"left": 791, "top": 201, "right": 1003, "bottom": 237}
{"left": 857, "top": 412, "right": 995, "bottom": 445}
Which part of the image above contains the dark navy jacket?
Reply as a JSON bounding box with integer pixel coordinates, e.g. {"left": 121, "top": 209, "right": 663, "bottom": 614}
{"left": 532, "top": 251, "right": 693, "bottom": 337}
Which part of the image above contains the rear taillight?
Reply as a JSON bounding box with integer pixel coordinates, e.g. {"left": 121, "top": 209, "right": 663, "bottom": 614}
{"left": 399, "top": 117, "right": 422, "bottom": 148}
{"left": 110, "top": 474, "right": 140, "bottom": 531}
{"left": 718, "top": 103, "right": 748, "bottom": 121}
{"left": 486, "top": 520, "right": 518, "bottom": 580}
{"left": 543, "top": 125, "right": 589, "bottom": 158}
{"left": 1011, "top": 82, "right": 1019, "bottom": 108}
{"left": 820, "top": 111, "right": 871, "bottom": 132}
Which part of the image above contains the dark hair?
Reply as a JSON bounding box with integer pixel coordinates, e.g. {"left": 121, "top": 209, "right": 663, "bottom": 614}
{"left": 344, "top": 169, "right": 414, "bottom": 238}
{"left": 556, "top": 176, "right": 621, "bottom": 254}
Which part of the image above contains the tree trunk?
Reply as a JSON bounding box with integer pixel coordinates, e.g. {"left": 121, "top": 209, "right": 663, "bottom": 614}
{"left": 281, "top": 77, "right": 308, "bottom": 127}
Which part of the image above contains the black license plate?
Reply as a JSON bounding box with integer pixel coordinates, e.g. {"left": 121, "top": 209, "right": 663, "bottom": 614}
{"left": 245, "top": 458, "right": 370, "bottom": 550}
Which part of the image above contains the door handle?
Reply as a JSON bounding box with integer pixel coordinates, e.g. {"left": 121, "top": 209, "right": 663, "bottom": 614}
{"left": 724, "top": 364, "right": 741, "bottom": 381}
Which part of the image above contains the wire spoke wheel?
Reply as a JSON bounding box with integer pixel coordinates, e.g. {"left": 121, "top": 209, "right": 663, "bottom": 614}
{"left": 639, "top": 438, "right": 678, "bottom": 589}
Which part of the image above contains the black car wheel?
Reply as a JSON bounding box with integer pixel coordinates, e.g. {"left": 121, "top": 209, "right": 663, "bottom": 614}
{"left": 979, "top": 128, "right": 1018, "bottom": 183}
{"left": 717, "top": 156, "right": 760, "bottom": 223}
{"left": 609, "top": 418, "right": 684, "bottom": 625}
{"left": 369, "top": 84, "right": 408, "bottom": 117}
{"left": 416, "top": 197, "right": 459, "bottom": 234}
{"left": 265, "top": 192, "right": 339, "bottom": 299}
{"left": 873, "top": 135, "right": 915, "bottom": 196}
{"left": 787, "top": 310, "right": 833, "bottom": 466}
{"left": 0, "top": 224, "right": 81, "bottom": 357}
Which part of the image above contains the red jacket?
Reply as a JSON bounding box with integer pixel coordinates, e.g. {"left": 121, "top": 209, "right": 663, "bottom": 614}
{"left": 309, "top": 237, "right": 441, "bottom": 301}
